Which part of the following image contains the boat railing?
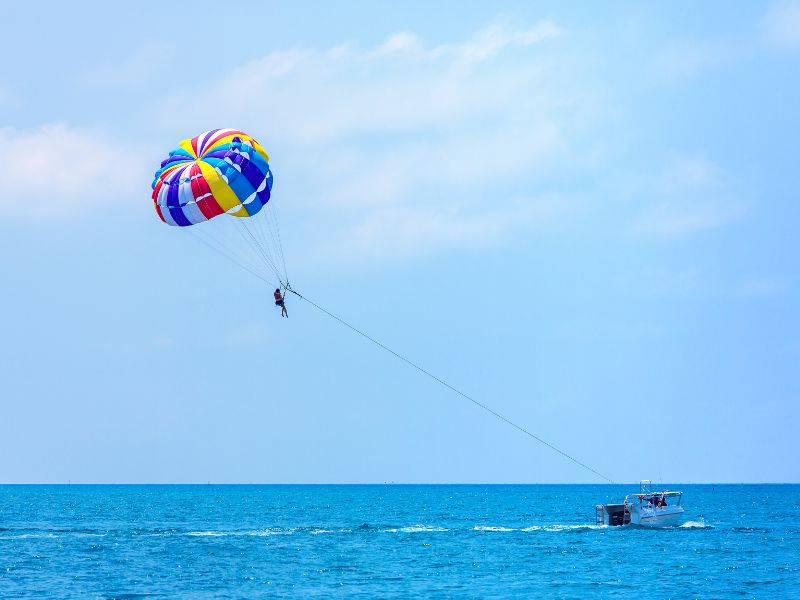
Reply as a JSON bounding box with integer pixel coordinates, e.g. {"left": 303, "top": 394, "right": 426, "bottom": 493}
{"left": 624, "top": 491, "right": 683, "bottom": 507}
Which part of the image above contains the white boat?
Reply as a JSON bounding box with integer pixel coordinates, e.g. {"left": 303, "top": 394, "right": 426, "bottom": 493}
{"left": 596, "top": 480, "right": 684, "bottom": 526}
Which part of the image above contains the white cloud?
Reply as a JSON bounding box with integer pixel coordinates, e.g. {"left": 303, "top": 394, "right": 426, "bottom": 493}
{"left": 0, "top": 124, "right": 148, "bottom": 218}
{"left": 635, "top": 200, "right": 743, "bottom": 237}
{"left": 460, "top": 21, "right": 563, "bottom": 59}
{"left": 327, "top": 20, "right": 562, "bottom": 64}
{"left": 159, "top": 20, "right": 595, "bottom": 263}
{"left": 634, "top": 157, "right": 745, "bottom": 237}
{"left": 226, "top": 325, "right": 265, "bottom": 345}
{"left": 321, "top": 194, "right": 571, "bottom": 263}
{"left": 166, "top": 25, "right": 566, "bottom": 147}
{"left": 764, "top": 0, "right": 800, "bottom": 47}
{"left": 81, "top": 44, "right": 165, "bottom": 87}
{"left": 653, "top": 41, "right": 731, "bottom": 79}
{"left": 739, "top": 276, "right": 790, "bottom": 298}
{"left": 152, "top": 336, "right": 176, "bottom": 348}
{"left": 660, "top": 156, "right": 723, "bottom": 192}
{"left": 0, "top": 83, "right": 15, "bottom": 109}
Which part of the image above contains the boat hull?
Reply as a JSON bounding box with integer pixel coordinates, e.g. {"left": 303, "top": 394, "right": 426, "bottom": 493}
{"left": 595, "top": 483, "right": 685, "bottom": 527}
{"left": 628, "top": 505, "right": 684, "bottom": 526}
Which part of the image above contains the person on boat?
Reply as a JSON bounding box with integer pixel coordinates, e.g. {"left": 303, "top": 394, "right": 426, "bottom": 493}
{"left": 274, "top": 288, "right": 288, "bottom": 318}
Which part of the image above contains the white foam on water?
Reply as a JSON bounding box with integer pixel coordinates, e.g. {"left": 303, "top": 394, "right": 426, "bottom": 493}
{"left": 186, "top": 528, "right": 295, "bottom": 537}
{"left": 473, "top": 526, "right": 518, "bottom": 532}
{"left": 679, "top": 520, "right": 711, "bottom": 529}
{"left": 310, "top": 529, "right": 335, "bottom": 535}
{"left": 247, "top": 528, "right": 294, "bottom": 537}
{"left": 386, "top": 525, "right": 449, "bottom": 533}
{"left": 521, "top": 524, "right": 606, "bottom": 532}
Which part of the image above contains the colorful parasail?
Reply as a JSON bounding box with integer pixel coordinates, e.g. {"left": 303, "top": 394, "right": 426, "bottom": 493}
{"left": 151, "top": 128, "right": 273, "bottom": 227}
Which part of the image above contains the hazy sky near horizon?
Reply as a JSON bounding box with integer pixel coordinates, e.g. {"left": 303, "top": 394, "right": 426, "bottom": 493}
{"left": 1, "top": 1, "right": 799, "bottom": 483}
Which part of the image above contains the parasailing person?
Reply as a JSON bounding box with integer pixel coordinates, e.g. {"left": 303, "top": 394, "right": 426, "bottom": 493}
{"left": 274, "top": 288, "right": 288, "bottom": 318}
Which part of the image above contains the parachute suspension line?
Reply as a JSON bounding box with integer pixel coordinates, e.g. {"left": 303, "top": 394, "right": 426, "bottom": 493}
{"left": 253, "top": 207, "right": 284, "bottom": 282}
{"left": 184, "top": 227, "right": 251, "bottom": 275}
{"left": 287, "top": 288, "right": 615, "bottom": 484}
{"left": 183, "top": 228, "right": 278, "bottom": 287}
{"left": 230, "top": 219, "right": 260, "bottom": 268}
{"left": 265, "top": 201, "right": 289, "bottom": 285}
{"left": 236, "top": 219, "right": 274, "bottom": 273}
{"left": 268, "top": 206, "right": 289, "bottom": 281}
{"left": 246, "top": 218, "right": 283, "bottom": 283}
{"left": 249, "top": 202, "right": 289, "bottom": 287}
{"left": 188, "top": 224, "right": 266, "bottom": 278}
{"left": 230, "top": 216, "right": 265, "bottom": 268}
{"left": 236, "top": 219, "right": 284, "bottom": 285}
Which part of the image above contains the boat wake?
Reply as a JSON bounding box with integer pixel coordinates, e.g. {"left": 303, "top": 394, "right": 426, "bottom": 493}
{"left": 386, "top": 525, "right": 449, "bottom": 533}
{"left": 523, "top": 524, "right": 608, "bottom": 532}
{"left": 475, "top": 524, "right": 607, "bottom": 532}
{"left": 0, "top": 521, "right": 714, "bottom": 541}
{"left": 629, "top": 519, "right": 713, "bottom": 530}
{"left": 185, "top": 528, "right": 295, "bottom": 537}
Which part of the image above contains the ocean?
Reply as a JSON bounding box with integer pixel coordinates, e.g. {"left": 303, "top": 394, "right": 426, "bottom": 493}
{"left": 1, "top": 484, "right": 798, "bottom": 598}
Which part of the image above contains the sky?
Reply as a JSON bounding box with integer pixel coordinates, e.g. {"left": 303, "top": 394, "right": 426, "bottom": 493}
{"left": 1, "top": 1, "right": 798, "bottom": 483}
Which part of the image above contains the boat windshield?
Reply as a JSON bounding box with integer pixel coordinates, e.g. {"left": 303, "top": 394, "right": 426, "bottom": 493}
{"left": 627, "top": 491, "right": 682, "bottom": 507}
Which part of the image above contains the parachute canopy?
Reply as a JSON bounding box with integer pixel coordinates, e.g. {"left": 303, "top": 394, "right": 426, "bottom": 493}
{"left": 151, "top": 129, "right": 288, "bottom": 287}
{"left": 151, "top": 128, "right": 273, "bottom": 227}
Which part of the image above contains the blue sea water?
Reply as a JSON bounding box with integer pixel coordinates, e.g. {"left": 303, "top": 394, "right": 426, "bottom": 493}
{"left": 1, "top": 485, "right": 798, "bottom": 598}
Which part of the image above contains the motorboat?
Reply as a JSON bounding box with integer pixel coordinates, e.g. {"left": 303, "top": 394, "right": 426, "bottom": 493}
{"left": 596, "top": 480, "right": 684, "bottom": 526}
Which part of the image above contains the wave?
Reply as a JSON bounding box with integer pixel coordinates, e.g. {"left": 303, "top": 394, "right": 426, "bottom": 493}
{"left": 679, "top": 520, "right": 713, "bottom": 529}
{"left": 185, "top": 528, "right": 294, "bottom": 538}
{"left": 0, "top": 533, "right": 59, "bottom": 540}
{"left": 731, "top": 526, "right": 768, "bottom": 533}
{"left": 627, "top": 520, "right": 713, "bottom": 530}
{"left": 0, "top": 531, "right": 111, "bottom": 540}
{"left": 522, "top": 524, "right": 607, "bottom": 532}
{"left": 473, "top": 524, "right": 607, "bottom": 532}
{"left": 356, "top": 523, "right": 448, "bottom": 533}
{"left": 386, "top": 525, "right": 449, "bottom": 533}
{"left": 248, "top": 528, "right": 295, "bottom": 537}
{"left": 2, "top": 522, "right": 713, "bottom": 542}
